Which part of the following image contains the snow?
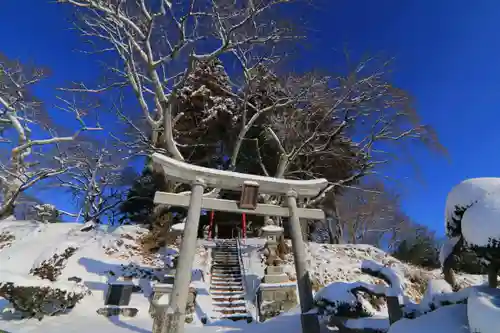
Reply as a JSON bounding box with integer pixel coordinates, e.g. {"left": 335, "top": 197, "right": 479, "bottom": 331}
{"left": 461, "top": 193, "right": 500, "bottom": 246}
{"left": 361, "top": 260, "right": 405, "bottom": 299}
{"left": 388, "top": 304, "right": 469, "bottom": 333}
{"left": 0, "top": 220, "right": 492, "bottom": 333}
{"left": 419, "top": 279, "right": 453, "bottom": 310}
{"left": 171, "top": 222, "right": 186, "bottom": 232}
{"left": 282, "top": 242, "right": 484, "bottom": 303}
{"left": 314, "top": 280, "right": 383, "bottom": 315}
{"left": 261, "top": 225, "right": 284, "bottom": 233}
{"left": 445, "top": 177, "right": 500, "bottom": 226}
{"left": 151, "top": 152, "right": 328, "bottom": 197}
{"left": 445, "top": 178, "right": 500, "bottom": 245}
{"left": 343, "top": 316, "right": 390, "bottom": 331}
{"left": 467, "top": 287, "right": 500, "bottom": 333}
{"left": 0, "top": 220, "right": 207, "bottom": 333}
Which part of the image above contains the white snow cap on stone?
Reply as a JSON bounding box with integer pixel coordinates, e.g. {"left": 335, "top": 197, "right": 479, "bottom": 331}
{"left": 445, "top": 178, "right": 500, "bottom": 230}
{"left": 462, "top": 194, "right": 500, "bottom": 247}
{"left": 170, "top": 222, "right": 185, "bottom": 232}
{"left": 361, "top": 260, "right": 405, "bottom": 299}
{"left": 261, "top": 225, "right": 284, "bottom": 233}
{"left": 445, "top": 178, "right": 500, "bottom": 247}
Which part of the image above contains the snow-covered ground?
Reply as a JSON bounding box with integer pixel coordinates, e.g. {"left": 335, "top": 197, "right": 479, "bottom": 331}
{"left": 0, "top": 219, "right": 492, "bottom": 333}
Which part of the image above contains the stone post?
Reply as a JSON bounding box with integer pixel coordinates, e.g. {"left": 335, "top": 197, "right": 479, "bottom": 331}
{"left": 286, "top": 190, "right": 319, "bottom": 333}
{"left": 159, "top": 178, "right": 205, "bottom": 333}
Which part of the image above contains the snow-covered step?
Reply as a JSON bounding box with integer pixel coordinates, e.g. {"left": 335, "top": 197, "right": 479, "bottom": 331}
{"left": 210, "top": 290, "right": 245, "bottom": 295}
{"left": 209, "top": 239, "right": 250, "bottom": 323}
{"left": 212, "top": 268, "right": 241, "bottom": 272}
{"left": 211, "top": 279, "right": 243, "bottom": 284}
{"left": 212, "top": 264, "right": 240, "bottom": 268}
{"left": 211, "top": 276, "right": 243, "bottom": 280}
{"left": 211, "top": 272, "right": 240, "bottom": 277}
{"left": 213, "top": 300, "right": 247, "bottom": 306}
{"left": 211, "top": 295, "right": 246, "bottom": 301}
{"left": 211, "top": 274, "right": 243, "bottom": 282}
{"left": 212, "top": 256, "right": 239, "bottom": 259}
{"left": 211, "top": 273, "right": 242, "bottom": 278}
{"left": 212, "top": 269, "right": 242, "bottom": 274}
{"left": 210, "top": 286, "right": 244, "bottom": 291}
{"left": 214, "top": 304, "right": 247, "bottom": 312}
{"left": 220, "top": 313, "right": 252, "bottom": 320}
{"left": 211, "top": 289, "right": 244, "bottom": 295}
{"left": 211, "top": 280, "right": 243, "bottom": 284}
{"left": 211, "top": 281, "right": 243, "bottom": 286}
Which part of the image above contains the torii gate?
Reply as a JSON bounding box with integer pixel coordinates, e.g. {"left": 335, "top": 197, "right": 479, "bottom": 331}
{"left": 151, "top": 153, "right": 327, "bottom": 333}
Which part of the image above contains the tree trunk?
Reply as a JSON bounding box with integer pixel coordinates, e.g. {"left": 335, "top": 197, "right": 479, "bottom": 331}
{"left": 0, "top": 202, "right": 15, "bottom": 221}
{"left": 488, "top": 264, "right": 498, "bottom": 288}
{"left": 323, "top": 194, "right": 343, "bottom": 244}
{"left": 0, "top": 186, "right": 20, "bottom": 221}
{"left": 443, "top": 237, "right": 463, "bottom": 291}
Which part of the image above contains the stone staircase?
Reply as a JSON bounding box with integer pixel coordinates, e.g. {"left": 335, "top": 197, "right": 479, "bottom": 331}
{"left": 210, "top": 239, "right": 252, "bottom": 322}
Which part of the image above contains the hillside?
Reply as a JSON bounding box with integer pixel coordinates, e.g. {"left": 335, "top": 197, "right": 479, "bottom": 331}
{"left": 0, "top": 220, "right": 487, "bottom": 333}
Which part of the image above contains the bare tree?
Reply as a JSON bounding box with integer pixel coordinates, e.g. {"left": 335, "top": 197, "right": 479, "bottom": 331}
{"left": 53, "top": 140, "right": 128, "bottom": 225}
{"left": 57, "top": 0, "right": 298, "bottom": 164}
{"left": 232, "top": 60, "right": 444, "bottom": 234}
{"left": 0, "top": 53, "right": 100, "bottom": 220}
{"left": 57, "top": 1, "right": 444, "bottom": 238}
{"left": 335, "top": 181, "right": 411, "bottom": 248}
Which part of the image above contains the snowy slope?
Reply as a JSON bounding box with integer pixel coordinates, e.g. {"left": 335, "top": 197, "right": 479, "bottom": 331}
{"left": 0, "top": 220, "right": 209, "bottom": 333}
{"left": 0, "top": 221, "right": 489, "bottom": 333}
{"left": 281, "top": 242, "right": 483, "bottom": 302}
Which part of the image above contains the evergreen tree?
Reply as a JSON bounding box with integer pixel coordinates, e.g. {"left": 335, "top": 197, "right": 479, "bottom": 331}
{"left": 119, "top": 166, "right": 163, "bottom": 225}
{"left": 393, "top": 227, "right": 440, "bottom": 268}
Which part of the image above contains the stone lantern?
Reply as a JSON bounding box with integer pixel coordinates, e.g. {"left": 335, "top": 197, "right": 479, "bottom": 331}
{"left": 260, "top": 221, "right": 285, "bottom": 268}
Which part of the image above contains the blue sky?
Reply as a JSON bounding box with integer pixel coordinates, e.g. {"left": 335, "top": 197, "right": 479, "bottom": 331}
{"left": 1, "top": 1, "right": 499, "bottom": 234}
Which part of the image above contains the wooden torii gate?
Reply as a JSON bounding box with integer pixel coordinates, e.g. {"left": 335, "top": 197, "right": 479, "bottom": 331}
{"left": 151, "top": 152, "right": 327, "bottom": 333}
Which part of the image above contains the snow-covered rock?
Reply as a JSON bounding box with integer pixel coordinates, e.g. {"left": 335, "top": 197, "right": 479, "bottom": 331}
{"left": 171, "top": 222, "right": 186, "bottom": 232}
{"left": 419, "top": 279, "right": 453, "bottom": 310}
{"left": 445, "top": 177, "right": 500, "bottom": 241}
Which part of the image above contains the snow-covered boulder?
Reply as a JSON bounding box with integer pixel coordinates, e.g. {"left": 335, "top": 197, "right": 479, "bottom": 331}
{"left": 444, "top": 177, "right": 500, "bottom": 246}
{"left": 441, "top": 178, "right": 500, "bottom": 288}
{"left": 419, "top": 279, "right": 453, "bottom": 311}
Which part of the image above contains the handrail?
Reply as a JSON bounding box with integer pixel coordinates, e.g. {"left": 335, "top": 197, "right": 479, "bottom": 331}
{"left": 236, "top": 237, "right": 253, "bottom": 322}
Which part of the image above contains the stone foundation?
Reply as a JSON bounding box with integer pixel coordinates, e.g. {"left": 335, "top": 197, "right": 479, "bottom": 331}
{"left": 258, "top": 266, "right": 298, "bottom": 322}
{"left": 149, "top": 282, "right": 197, "bottom": 323}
